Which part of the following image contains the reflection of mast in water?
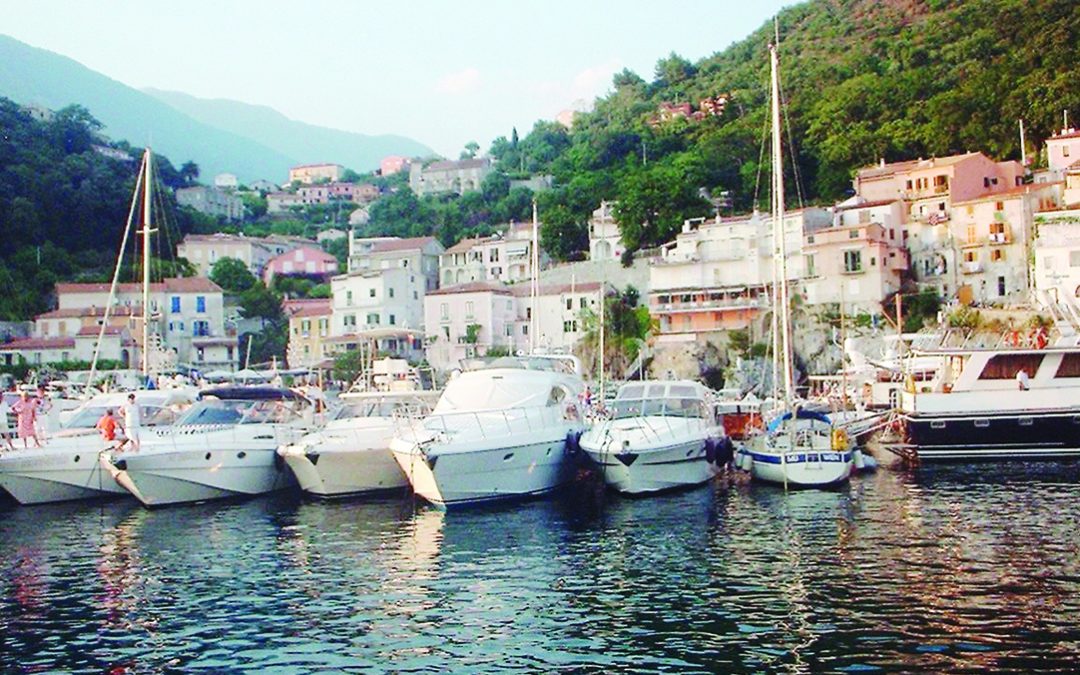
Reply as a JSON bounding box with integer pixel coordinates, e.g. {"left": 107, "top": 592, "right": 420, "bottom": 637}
{"left": 97, "top": 510, "right": 150, "bottom": 632}
{"left": 380, "top": 507, "right": 445, "bottom": 614}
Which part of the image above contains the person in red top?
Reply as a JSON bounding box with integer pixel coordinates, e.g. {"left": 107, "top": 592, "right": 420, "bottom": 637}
{"left": 96, "top": 409, "right": 118, "bottom": 445}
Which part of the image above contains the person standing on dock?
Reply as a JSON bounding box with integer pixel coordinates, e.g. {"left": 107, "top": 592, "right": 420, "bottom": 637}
{"left": 120, "top": 393, "right": 141, "bottom": 452}
{"left": 1016, "top": 368, "right": 1030, "bottom": 391}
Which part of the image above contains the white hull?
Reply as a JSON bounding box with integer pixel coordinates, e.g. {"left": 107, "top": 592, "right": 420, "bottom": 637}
{"left": 104, "top": 447, "right": 294, "bottom": 506}
{"left": 582, "top": 438, "right": 719, "bottom": 494}
{"left": 103, "top": 423, "right": 307, "bottom": 506}
{"left": 737, "top": 430, "right": 853, "bottom": 488}
{"left": 390, "top": 432, "right": 578, "bottom": 507}
{"left": 280, "top": 447, "right": 406, "bottom": 498}
{"left": 0, "top": 447, "right": 128, "bottom": 504}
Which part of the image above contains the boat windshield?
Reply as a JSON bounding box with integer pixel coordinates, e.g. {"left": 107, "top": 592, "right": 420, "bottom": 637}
{"left": 63, "top": 404, "right": 177, "bottom": 429}
{"left": 334, "top": 398, "right": 419, "bottom": 420}
{"left": 175, "top": 399, "right": 306, "bottom": 426}
{"left": 609, "top": 397, "right": 708, "bottom": 420}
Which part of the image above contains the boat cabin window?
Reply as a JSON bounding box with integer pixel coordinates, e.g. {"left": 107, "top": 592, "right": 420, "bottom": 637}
{"left": 336, "top": 399, "right": 420, "bottom": 419}
{"left": 610, "top": 397, "right": 707, "bottom": 420}
{"left": 63, "top": 404, "right": 175, "bottom": 429}
{"left": 1056, "top": 353, "right": 1080, "bottom": 378}
{"left": 547, "top": 387, "right": 567, "bottom": 406}
{"left": 175, "top": 398, "right": 305, "bottom": 426}
{"left": 977, "top": 354, "right": 1044, "bottom": 380}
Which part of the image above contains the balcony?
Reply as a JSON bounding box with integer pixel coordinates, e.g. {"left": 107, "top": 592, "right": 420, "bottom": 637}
{"left": 988, "top": 230, "right": 1012, "bottom": 245}
{"left": 652, "top": 296, "right": 762, "bottom": 314}
{"left": 962, "top": 261, "right": 983, "bottom": 274}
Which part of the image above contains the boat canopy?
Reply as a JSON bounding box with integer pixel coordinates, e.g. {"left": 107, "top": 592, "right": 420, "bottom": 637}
{"left": 765, "top": 408, "right": 832, "bottom": 432}
{"left": 198, "top": 387, "right": 307, "bottom": 401}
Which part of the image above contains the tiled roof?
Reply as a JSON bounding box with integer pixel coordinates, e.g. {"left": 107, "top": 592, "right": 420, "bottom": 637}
{"left": 369, "top": 236, "right": 438, "bottom": 253}
{"left": 35, "top": 306, "right": 139, "bottom": 319}
{"left": 1049, "top": 129, "right": 1080, "bottom": 141}
{"left": 952, "top": 181, "right": 1063, "bottom": 205}
{"left": 284, "top": 298, "right": 332, "bottom": 317}
{"left": 444, "top": 237, "right": 484, "bottom": 254}
{"left": 427, "top": 281, "right": 513, "bottom": 296}
{"left": 162, "top": 277, "right": 223, "bottom": 293}
{"left": 290, "top": 163, "right": 344, "bottom": 170}
{"left": 509, "top": 281, "right": 603, "bottom": 297}
{"left": 424, "top": 158, "right": 490, "bottom": 172}
{"left": 76, "top": 326, "right": 125, "bottom": 337}
{"left": 55, "top": 277, "right": 222, "bottom": 295}
{"left": 0, "top": 337, "right": 76, "bottom": 351}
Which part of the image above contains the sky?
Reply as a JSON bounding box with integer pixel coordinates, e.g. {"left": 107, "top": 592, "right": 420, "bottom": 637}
{"left": 2, "top": 0, "right": 798, "bottom": 158}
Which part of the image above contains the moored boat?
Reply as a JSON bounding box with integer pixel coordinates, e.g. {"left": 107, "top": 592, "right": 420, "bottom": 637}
{"left": 389, "top": 355, "right": 587, "bottom": 508}
{"left": 102, "top": 387, "right": 315, "bottom": 507}
{"left": 580, "top": 380, "right": 729, "bottom": 494}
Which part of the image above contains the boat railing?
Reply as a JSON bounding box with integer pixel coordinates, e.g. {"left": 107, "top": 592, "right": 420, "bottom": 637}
{"left": 396, "top": 403, "right": 575, "bottom": 442}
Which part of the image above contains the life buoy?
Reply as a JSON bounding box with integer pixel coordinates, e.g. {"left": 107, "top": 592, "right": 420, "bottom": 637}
{"left": 1031, "top": 328, "right": 1048, "bottom": 350}
{"left": 831, "top": 428, "right": 849, "bottom": 451}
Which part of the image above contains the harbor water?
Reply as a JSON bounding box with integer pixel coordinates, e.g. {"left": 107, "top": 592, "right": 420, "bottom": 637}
{"left": 3, "top": 463, "right": 1080, "bottom": 673}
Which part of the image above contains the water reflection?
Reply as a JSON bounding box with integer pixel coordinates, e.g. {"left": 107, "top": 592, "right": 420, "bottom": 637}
{"left": 2, "top": 464, "right": 1080, "bottom": 671}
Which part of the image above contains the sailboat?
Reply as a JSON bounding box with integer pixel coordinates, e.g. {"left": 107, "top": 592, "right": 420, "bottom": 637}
{"left": 0, "top": 149, "right": 198, "bottom": 504}
{"left": 733, "top": 41, "right": 854, "bottom": 488}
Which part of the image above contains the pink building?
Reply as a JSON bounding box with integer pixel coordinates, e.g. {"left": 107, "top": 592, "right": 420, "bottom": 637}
{"left": 263, "top": 247, "right": 339, "bottom": 285}
{"left": 380, "top": 156, "right": 410, "bottom": 176}
{"left": 1046, "top": 129, "right": 1080, "bottom": 176}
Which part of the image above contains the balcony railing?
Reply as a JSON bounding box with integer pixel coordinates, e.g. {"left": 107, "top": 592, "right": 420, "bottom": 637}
{"left": 962, "top": 261, "right": 983, "bottom": 274}
{"left": 653, "top": 297, "right": 762, "bottom": 313}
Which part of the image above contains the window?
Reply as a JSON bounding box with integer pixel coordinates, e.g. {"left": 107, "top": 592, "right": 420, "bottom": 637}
{"left": 995, "top": 201, "right": 1004, "bottom": 211}
{"left": 858, "top": 210, "right": 870, "bottom": 224}
{"left": 870, "top": 257, "right": 877, "bottom": 267}
{"left": 465, "top": 301, "right": 474, "bottom": 319}
{"left": 849, "top": 229, "right": 859, "bottom": 239}
{"left": 193, "top": 320, "right": 210, "bottom": 337}
{"left": 998, "top": 276, "right": 1006, "bottom": 296}
{"left": 805, "top": 254, "right": 816, "bottom": 277}
{"left": 319, "top": 318, "right": 328, "bottom": 336}
{"left": 196, "top": 347, "right": 204, "bottom": 362}
{"left": 580, "top": 297, "right": 587, "bottom": 309}
{"left": 171, "top": 296, "right": 181, "bottom": 313}
{"left": 344, "top": 314, "right": 356, "bottom": 327}
{"left": 369, "top": 288, "right": 376, "bottom": 297}
{"left": 389, "top": 314, "right": 396, "bottom": 325}
{"left": 522, "top": 325, "right": 528, "bottom": 335}
{"left": 526, "top": 307, "right": 532, "bottom": 320}
{"left": 413, "top": 291, "right": 418, "bottom": 300}
{"left": 440, "top": 303, "right": 449, "bottom": 320}
{"left": 843, "top": 250, "right": 862, "bottom": 273}
{"left": 563, "top": 320, "right": 578, "bottom": 333}
{"left": 366, "top": 313, "right": 380, "bottom": 325}
{"left": 389, "top": 288, "right": 395, "bottom": 298}
{"left": 566, "top": 298, "right": 572, "bottom": 310}
{"left": 966, "top": 224, "right": 977, "bottom": 244}
{"left": 1065, "top": 146, "right": 1072, "bottom": 158}
{"left": 301, "top": 319, "right": 311, "bottom": 336}
{"left": 490, "top": 249, "right": 499, "bottom": 262}
{"left": 196, "top": 296, "right": 206, "bottom": 313}
{"left": 1070, "top": 251, "right": 1080, "bottom": 268}
{"left": 963, "top": 250, "right": 978, "bottom": 264}
{"left": 346, "top": 290, "right": 353, "bottom": 306}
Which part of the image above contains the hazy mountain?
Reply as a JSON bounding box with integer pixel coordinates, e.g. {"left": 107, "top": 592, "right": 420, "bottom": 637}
{"left": 143, "top": 88, "right": 433, "bottom": 176}
{"left": 0, "top": 34, "right": 431, "bottom": 183}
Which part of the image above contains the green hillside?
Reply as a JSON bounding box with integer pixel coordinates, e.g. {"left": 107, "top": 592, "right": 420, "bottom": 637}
{"left": 492, "top": 0, "right": 1080, "bottom": 258}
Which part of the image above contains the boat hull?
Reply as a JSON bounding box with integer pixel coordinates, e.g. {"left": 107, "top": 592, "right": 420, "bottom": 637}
{"left": 391, "top": 433, "right": 578, "bottom": 508}
{"left": 582, "top": 438, "right": 720, "bottom": 494}
{"left": 739, "top": 447, "right": 853, "bottom": 487}
{"left": 280, "top": 446, "right": 407, "bottom": 498}
{"left": 0, "top": 447, "right": 128, "bottom": 504}
{"left": 104, "top": 448, "right": 296, "bottom": 507}
{"left": 903, "top": 408, "right": 1080, "bottom": 461}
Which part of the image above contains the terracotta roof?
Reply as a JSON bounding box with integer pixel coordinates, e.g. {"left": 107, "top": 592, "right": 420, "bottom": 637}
{"left": 35, "top": 306, "right": 139, "bottom": 319}
{"left": 0, "top": 337, "right": 76, "bottom": 351}
{"left": 266, "top": 246, "right": 338, "bottom": 265}
{"left": 284, "top": 298, "right": 332, "bottom": 317}
{"left": 444, "top": 237, "right": 485, "bottom": 254}
{"left": 1049, "top": 129, "right": 1080, "bottom": 141}
{"left": 509, "top": 281, "right": 603, "bottom": 297}
{"left": 369, "top": 236, "right": 438, "bottom": 253}
{"left": 427, "top": 281, "right": 513, "bottom": 296}
{"left": 951, "top": 181, "right": 1063, "bottom": 206}
{"left": 76, "top": 326, "right": 125, "bottom": 337}
{"left": 290, "top": 163, "right": 344, "bottom": 170}
{"left": 55, "top": 277, "right": 221, "bottom": 295}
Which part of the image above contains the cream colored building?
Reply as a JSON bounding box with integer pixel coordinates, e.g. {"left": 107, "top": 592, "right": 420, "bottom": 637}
{"left": 284, "top": 298, "right": 332, "bottom": 369}
{"left": 348, "top": 235, "right": 444, "bottom": 292}
{"left": 438, "top": 223, "right": 548, "bottom": 287}
{"left": 588, "top": 201, "right": 625, "bottom": 262}
{"left": 288, "top": 163, "right": 345, "bottom": 185}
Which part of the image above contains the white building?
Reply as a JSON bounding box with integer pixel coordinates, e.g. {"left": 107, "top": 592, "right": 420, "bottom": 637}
{"left": 424, "top": 282, "right": 518, "bottom": 370}
{"left": 177, "top": 233, "right": 307, "bottom": 277}
{"left": 438, "top": 223, "right": 548, "bottom": 288}
{"left": 175, "top": 186, "right": 245, "bottom": 221}
{"left": 1034, "top": 207, "right": 1080, "bottom": 301}
{"left": 589, "top": 201, "right": 625, "bottom": 262}
{"left": 330, "top": 267, "right": 426, "bottom": 336}
{"left": 348, "top": 235, "right": 444, "bottom": 292}
{"left": 214, "top": 173, "right": 239, "bottom": 190}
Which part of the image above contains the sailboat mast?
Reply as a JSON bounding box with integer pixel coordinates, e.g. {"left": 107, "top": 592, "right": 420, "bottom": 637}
{"left": 530, "top": 200, "right": 539, "bottom": 352}
{"left": 140, "top": 149, "right": 154, "bottom": 379}
{"left": 770, "top": 44, "right": 794, "bottom": 407}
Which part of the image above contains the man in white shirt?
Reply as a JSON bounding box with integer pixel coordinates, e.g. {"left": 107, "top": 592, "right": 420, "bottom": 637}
{"left": 1016, "top": 368, "right": 1030, "bottom": 391}
{"left": 121, "top": 393, "right": 141, "bottom": 451}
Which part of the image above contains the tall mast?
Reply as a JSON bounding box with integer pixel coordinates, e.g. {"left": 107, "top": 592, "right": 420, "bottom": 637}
{"left": 530, "top": 200, "right": 539, "bottom": 352}
{"left": 770, "top": 44, "right": 794, "bottom": 406}
{"left": 140, "top": 149, "right": 156, "bottom": 378}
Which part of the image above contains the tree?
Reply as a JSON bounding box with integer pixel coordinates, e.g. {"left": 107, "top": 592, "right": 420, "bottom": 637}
{"left": 210, "top": 257, "right": 257, "bottom": 293}
{"left": 575, "top": 286, "right": 654, "bottom": 379}
{"left": 460, "top": 141, "right": 480, "bottom": 160}
{"left": 179, "top": 161, "right": 200, "bottom": 186}
{"left": 332, "top": 349, "right": 363, "bottom": 385}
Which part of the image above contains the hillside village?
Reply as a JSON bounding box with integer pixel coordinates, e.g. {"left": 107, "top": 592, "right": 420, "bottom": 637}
{"left": 5, "top": 123, "right": 1080, "bottom": 383}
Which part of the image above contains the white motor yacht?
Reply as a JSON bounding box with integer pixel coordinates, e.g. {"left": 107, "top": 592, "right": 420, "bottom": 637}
{"left": 389, "top": 355, "right": 587, "bottom": 508}
{"left": 102, "top": 387, "right": 316, "bottom": 507}
{"left": 280, "top": 390, "right": 439, "bottom": 498}
{"left": 580, "top": 381, "right": 729, "bottom": 495}
{"left": 0, "top": 390, "right": 192, "bottom": 504}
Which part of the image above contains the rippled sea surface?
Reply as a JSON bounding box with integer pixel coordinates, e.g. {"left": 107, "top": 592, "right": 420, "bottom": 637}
{"left": 4, "top": 462, "right": 1080, "bottom": 673}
